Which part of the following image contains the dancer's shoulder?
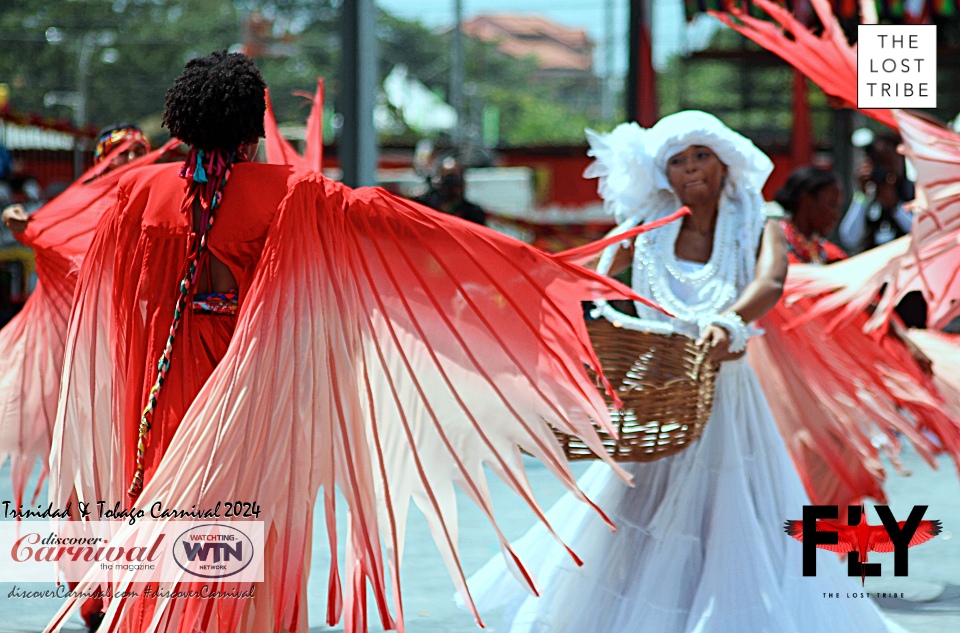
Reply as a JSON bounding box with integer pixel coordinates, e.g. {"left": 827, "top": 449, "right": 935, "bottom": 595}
{"left": 118, "top": 162, "right": 295, "bottom": 193}
{"left": 117, "top": 162, "right": 182, "bottom": 188}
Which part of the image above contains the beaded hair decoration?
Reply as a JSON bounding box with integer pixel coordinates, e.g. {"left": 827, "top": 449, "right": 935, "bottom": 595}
{"left": 127, "top": 146, "right": 241, "bottom": 498}
{"left": 94, "top": 128, "right": 150, "bottom": 164}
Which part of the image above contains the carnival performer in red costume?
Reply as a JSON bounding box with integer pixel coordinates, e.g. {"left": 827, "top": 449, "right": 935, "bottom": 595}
{"left": 0, "top": 124, "right": 170, "bottom": 510}
{"left": 45, "top": 51, "right": 677, "bottom": 632}
{"left": 0, "top": 125, "right": 176, "bottom": 633}
{"left": 749, "top": 166, "right": 958, "bottom": 509}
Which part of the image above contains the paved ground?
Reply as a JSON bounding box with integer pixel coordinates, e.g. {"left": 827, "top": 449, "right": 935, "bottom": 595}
{"left": 1, "top": 442, "right": 959, "bottom": 632}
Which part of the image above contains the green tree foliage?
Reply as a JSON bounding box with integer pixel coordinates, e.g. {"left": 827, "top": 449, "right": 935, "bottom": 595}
{"left": 0, "top": 0, "right": 605, "bottom": 146}
{"left": 1, "top": 1, "right": 241, "bottom": 133}
{"left": 378, "top": 17, "right": 606, "bottom": 146}
{"left": 657, "top": 32, "right": 835, "bottom": 151}
{"left": 0, "top": 0, "right": 339, "bottom": 138}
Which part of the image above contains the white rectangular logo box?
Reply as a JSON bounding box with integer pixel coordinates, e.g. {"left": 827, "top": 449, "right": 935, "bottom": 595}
{"left": 0, "top": 520, "right": 265, "bottom": 583}
{"left": 858, "top": 24, "right": 937, "bottom": 109}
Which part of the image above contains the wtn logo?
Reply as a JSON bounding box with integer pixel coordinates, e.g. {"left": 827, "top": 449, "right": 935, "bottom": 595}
{"left": 173, "top": 524, "right": 256, "bottom": 579}
{"left": 180, "top": 541, "right": 243, "bottom": 563}
{"left": 784, "top": 505, "right": 941, "bottom": 586}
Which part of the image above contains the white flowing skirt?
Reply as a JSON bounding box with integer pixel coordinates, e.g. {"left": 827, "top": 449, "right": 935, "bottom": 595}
{"left": 464, "top": 358, "right": 910, "bottom": 633}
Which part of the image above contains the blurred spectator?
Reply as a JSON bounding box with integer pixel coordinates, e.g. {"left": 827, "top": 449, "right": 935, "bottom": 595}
{"left": 838, "top": 130, "right": 927, "bottom": 327}
{"left": 777, "top": 165, "right": 932, "bottom": 369}
{"left": 91, "top": 122, "right": 150, "bottom": 174}
{"left": 3, "top": 158, "right": 42, "bottom": 205}
{"left": 0, "top": 180, "right": 11, "bottom": 211}
{"left": 2, "top": 123, "right": 150, "bottom": 236}
{"left": 435, "top": 172, "right": 486, "bottom": 225}
{"left": 0, "top": 144, "right": 12, "bottom": 182}
{"left": 414, "top": 158, "right": 486, "bottom": 225}
{"left": 839, "top": 130, "right": 914, "bottom": 253}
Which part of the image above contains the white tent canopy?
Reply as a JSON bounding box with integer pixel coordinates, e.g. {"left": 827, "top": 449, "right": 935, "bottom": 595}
{"left": 0, "top": 121, "right": 76, "bottom": 150}
{"left": 382, "top": 64, "right": 457, "bottom": 134}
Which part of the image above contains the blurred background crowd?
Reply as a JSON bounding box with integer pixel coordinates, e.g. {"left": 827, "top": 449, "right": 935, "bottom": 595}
{"left": 3, "top": 0, "right": 960, "bottom": 327}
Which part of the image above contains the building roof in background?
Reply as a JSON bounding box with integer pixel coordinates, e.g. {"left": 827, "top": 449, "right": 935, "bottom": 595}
{"left": 463, "top": 14, "right": 594, "bottom": 72}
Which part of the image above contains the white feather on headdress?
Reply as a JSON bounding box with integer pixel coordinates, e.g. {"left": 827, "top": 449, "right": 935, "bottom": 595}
{"left": 583, "top": 123, "right": 656, "bottom": 224}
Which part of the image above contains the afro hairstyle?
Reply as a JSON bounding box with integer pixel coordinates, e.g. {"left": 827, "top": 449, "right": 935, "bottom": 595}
{"left": 774, "top": 166, "right": 837, "bottom": 215}
{"left": 162, "top": 50, "right": 266, "bottom": 152}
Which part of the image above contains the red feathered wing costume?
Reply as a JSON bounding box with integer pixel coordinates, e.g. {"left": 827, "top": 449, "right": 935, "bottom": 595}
{"left": 711, "top": 0, "right": 896, "bottom": 128}
{"left": 788, "top": 110, "right": 960, "bottom": 331}
{"left": 46, "top": 156, "right": 674, "bottom": 632}
{"left": 0, "top": 140, "right": 177, "bottom": 507}
{"left": 749, "top": 223, "right": 960, "bottom": 508}
{"left": 3, "top": 83, "right": 320, "bottom": 510}
{"left": 714, "top": 0, "right": 960, "bottom": 509}
{"left": 713, "top": 0, "right": 960, "bottom": 329}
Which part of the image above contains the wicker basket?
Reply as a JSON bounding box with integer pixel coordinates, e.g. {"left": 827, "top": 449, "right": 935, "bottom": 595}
{"left": 554, "top": 317, "right": 719, "bottom": 462}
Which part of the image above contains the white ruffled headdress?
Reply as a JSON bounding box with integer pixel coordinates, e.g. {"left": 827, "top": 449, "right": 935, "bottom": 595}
{"left": 584, "top": 110, "right": 772, "bottom": 228}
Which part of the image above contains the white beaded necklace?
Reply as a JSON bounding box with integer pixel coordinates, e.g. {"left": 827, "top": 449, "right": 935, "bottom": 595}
{"left": 633, "top": 196, "right": 742, "bottom": 324}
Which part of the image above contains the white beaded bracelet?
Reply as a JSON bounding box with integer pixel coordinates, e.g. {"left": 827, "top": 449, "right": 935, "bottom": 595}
{"left": 697, "top": 312, "right": 750, "bottom": 353}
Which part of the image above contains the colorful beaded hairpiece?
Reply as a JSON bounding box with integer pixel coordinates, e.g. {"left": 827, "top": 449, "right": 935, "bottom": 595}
{"left": 93, "top": 128, "right": 150, "bottom": 164}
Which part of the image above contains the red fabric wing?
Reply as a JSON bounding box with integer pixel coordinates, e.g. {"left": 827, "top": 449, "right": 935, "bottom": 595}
{"left": 47, "top": 173, "right": 666, "bottom": 633}
{"left": 0, "top": 141, "right": 178, "bottom": 507}
{"left": 301, "top": 79, "right": 324, "bottom": 172}
{"left": 751, "top": 293, "right": 960, "bottom": 508}
{"left": 784, "top": 112, "right": 960, "bottom": 332}
{"left": 264, "top": 80, "right": 324, "bottom": 172}
{"left": 263, "top": 88, "right": 306, "bottom": 169}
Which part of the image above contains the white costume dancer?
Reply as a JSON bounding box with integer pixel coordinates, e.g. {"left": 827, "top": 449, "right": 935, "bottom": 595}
{"left": 464, "top": 111, "right": 911, "bottom": 633}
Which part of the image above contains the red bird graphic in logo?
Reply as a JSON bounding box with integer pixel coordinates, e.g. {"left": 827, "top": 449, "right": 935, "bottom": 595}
{"left": 784, "top": 505, "right": 941, "bottom": 586}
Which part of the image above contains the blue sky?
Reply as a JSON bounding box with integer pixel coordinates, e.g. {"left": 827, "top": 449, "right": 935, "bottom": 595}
{"left": 375, "top": 0, "right": 717, "bottom": 75}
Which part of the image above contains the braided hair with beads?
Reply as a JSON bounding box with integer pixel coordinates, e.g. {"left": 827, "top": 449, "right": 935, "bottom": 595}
{"left": 127, "top": 51, "right": 266, "bottom": 498}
